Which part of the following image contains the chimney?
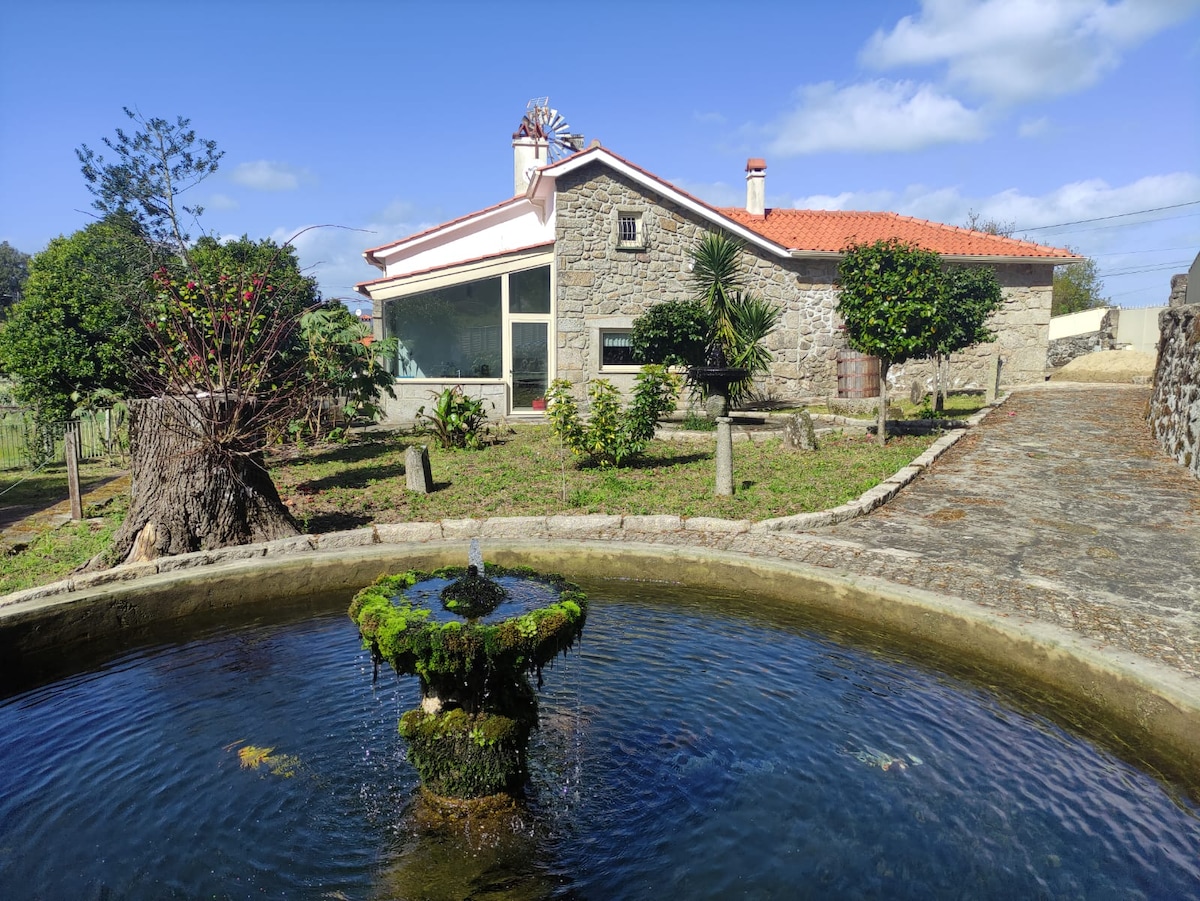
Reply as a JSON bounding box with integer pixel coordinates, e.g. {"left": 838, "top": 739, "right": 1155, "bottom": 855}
{"left": 513, "top": 135, "right": 546, "bottom": 195}
{"left": 745, "top": 158, "right": 767, "bottom": 217}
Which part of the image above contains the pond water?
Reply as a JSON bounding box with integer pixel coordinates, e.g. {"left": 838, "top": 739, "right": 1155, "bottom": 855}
{"left": 0, "top": 580, "right": 1196, "bottom": 900}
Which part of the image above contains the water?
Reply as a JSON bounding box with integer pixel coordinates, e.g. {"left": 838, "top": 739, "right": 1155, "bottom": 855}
{"left": 0, "top": 581, "right": 1197, "bottom": 900}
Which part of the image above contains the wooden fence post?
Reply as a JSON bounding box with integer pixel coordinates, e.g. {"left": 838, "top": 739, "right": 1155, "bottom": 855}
{"left": 65, "top": 420, "right": 83, "bottom": 520}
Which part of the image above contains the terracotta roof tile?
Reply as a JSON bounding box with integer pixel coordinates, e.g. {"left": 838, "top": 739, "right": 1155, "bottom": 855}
{"left": 719, "top": 208, "right": 1076, "bottom": 259}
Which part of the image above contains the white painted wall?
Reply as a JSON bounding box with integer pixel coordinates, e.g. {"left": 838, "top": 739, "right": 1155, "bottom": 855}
{"left": 1115, "top": 306, "right": 1166, "bottom": 355}
{"left": 1048, "top": 307, "right": 1108, "bottom": 340}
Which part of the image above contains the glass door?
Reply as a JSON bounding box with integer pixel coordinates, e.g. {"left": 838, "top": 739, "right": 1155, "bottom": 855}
{"left": 510, "top": 321, "right": 548, "bottom": 411}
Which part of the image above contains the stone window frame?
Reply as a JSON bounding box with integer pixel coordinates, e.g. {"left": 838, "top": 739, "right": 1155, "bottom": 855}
{"left": 614, "top": 209, "right": 646, "bottom": 251}
{"left": 590, "top": 316, "right": 641, "bottom": 375}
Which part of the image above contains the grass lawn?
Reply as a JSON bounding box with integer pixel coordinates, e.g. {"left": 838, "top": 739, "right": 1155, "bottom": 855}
{"left": 1, "top": 424, "right": 937, "bottom": 596}
{"left": 272, "top": 425, "right": 933, "bottom": 532}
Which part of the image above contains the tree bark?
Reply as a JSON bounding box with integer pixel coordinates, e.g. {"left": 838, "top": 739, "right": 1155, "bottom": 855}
{"left": 877, "top": 360, "right": 890, "bottom": 446}
{"left": 102, "top": 396, "right": 298, "bottom": 566}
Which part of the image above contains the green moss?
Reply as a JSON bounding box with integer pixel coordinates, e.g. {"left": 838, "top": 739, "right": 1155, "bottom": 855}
{"left": 348, "top": 566, "right": 588, "bottom": 683}
{"left": 400, "top": 709, "right": 531, "bottom": 798}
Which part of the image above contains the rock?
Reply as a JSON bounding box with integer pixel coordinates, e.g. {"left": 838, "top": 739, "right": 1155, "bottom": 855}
{"left": 406, "top": 445, "right": 433, "bottom": 494}
{"left": 783, "top": 411, "right": 818, "bottom": 451}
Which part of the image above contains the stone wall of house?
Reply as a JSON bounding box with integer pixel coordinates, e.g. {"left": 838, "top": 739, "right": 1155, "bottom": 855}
{"left": 1149, "top": 304, "right": 1200, "bottom": 479}
{"left": 553, "top": 164, "right": 841, "bottom": 402}
{"left": 1046, "top": 308, "right": 1118, "bottom": 369}
{"left": 554, "top": 162, "right": 1054, "bottom": 401}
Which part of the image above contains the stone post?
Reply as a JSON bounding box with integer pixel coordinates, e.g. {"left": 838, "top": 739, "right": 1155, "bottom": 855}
{"left": 405, "top": 445, "right": 433, "bottom": 494}
{"left": 985, "top": 352, "right": 1002, "bottom": 404}
{"left": 715, "top": 417, "right": 734, "bottom": 496}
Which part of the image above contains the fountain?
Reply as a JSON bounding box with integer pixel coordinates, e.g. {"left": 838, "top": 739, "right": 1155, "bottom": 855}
{"left": 347, "top": 540, "right": 587, "bottom": 800}
{"left": 1, "top": 555, "right": 1198, "bottom": 898}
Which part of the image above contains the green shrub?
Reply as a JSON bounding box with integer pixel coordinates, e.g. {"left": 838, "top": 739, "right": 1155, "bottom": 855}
{"left": 416, "top": 386, "right": 488, "bottom": 449}
{"left": 545, "top": 365, "right": 679, "bottom": 467}
{"left": 631, "top": 299, "right": 709, "bottom": 366}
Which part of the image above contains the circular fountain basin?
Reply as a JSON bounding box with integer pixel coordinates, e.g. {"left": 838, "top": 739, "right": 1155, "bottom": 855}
{"left": 1, "top": 570, "right": 1198, "bottom": 899}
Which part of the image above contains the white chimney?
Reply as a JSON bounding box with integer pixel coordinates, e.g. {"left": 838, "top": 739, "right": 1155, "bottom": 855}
{"left": 513, "top": 135, "right": 546, "bottom": 195}
{"left": 745, "top": 158, "right": 767, "bottom": 217}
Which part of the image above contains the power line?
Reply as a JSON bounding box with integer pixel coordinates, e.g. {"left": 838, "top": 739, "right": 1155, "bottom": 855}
{"left": 1018, "top": 199, "right": 1200, "bottom": 232}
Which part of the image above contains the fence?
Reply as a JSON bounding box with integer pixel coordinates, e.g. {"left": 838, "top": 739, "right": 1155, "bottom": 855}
{"left": 0, "top": 408, "right": 127, "bottom": 471}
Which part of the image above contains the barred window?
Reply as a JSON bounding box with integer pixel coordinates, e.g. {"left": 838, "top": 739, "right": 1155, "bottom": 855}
{"left": 616, "top": 212, "right": 643, "bottom": 249}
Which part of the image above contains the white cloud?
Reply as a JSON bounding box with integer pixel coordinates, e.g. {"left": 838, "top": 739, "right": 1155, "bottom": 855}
{"left": 231, "top": 160, "right": 312, "bottom": 192}
{"left": 1017, "top": 116, "right": 1050, "bottom": 137}
{"left": 862, "top": 0, "right": 1200, "bottom": 104}
{"left": 207, "top": 193, "right": 239, "bottom": 211}
{"left": 765, "top": 80, "right": 987, "bottom": 155}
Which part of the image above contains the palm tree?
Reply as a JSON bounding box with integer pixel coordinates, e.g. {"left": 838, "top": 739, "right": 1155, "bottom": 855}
{"left": 687, "top": 233, "right": 780, "bottom": 405}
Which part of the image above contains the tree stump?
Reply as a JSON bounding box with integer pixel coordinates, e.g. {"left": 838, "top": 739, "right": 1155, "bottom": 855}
{"left": 100, "top": 396, "right": 298, "bottom": 567}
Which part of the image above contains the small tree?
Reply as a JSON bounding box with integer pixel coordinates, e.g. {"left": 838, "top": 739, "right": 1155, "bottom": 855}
{"left": 1053, "top": 255, "right": 1107, "bottom": 316}
{"left": 546, "top": 366, "right": 679, "bottom": 467}
{"left": 836, "top": 239, "right": 943, "bottom": 445}
{"left": 929, "top": 266, "right": 1003, "bottom": 411}
{"left": 684, "top": 233, "right": 780, "bottom": 407}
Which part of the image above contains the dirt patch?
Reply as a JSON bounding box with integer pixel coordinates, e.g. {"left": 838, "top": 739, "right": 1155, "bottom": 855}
{"left": 1050, "top": 350, "right": 1156, "bottom": 384}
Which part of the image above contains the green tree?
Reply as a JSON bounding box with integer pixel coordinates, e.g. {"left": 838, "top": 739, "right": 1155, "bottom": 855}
{"left": 930, "top": 266, "right": 1003, "bottom": 411}
{"left": 77, "top": 107, "right": 222, "bottom": 250}
{"left": 0, "top": 241, "right": 31, "bottom": 319}
{"left": 76, "top": 112, "right": 312, "bottom": 564}
{"left": 963, "top": 210, "right": 1016, "bottom": 238}
{"left": 1052, "top": 255, "right": 1107, "bottom": 316}
{"left": 631, "top": 299, "right": 708, "bottom": 367}
{"left": 298, "top": 302, "right": 397, "bottom": 437}
{"left": 0, "top": 217, "right": 150, "bottom": 421}
{"left": 835, "top": 239, "right": 944, "bottom": 444}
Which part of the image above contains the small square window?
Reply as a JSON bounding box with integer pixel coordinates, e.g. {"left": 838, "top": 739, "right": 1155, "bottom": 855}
{"left": 600, "top": 330, "right": 637, "bottom": 368}
{"left": 616, "top": 212, "right": 644, "bottom": 249}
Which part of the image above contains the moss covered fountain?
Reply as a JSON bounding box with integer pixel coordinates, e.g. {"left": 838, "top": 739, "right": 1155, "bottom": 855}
{"left": 347, "top": 541, "right": 587, "bottom": 800}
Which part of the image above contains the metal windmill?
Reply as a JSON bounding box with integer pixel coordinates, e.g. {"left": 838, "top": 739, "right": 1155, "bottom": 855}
{"left": 514, "top": 97, "right": 584, "bottom": 164}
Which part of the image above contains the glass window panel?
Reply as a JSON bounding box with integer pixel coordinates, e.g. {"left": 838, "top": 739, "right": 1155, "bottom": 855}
{"left": 509, "top": 266, "right": 551, "bottom": 314}
{"left": 601, "top": 330, "right": 637, "bottom": 367}
{"left": 384, "top": 277, "right": 502, "bottom": 378}
{"left": 511, "top": 321, "right": 548, "bottom": 407}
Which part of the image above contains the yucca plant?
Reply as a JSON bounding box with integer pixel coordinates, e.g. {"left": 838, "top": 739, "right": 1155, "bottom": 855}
{"left": 687, "top": 233, "right": 781, "bottom": 406}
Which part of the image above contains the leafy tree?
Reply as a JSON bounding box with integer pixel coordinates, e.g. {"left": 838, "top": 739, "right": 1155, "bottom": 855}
{"left": 298, "top": 303, "right": 397, "bottom": 438}
{"left": 0, "top": 217, "right": 150, "bottom": 421}
{"left": 930, "top": 266, "right": 1003, "bottom": 411}
{"left": 1052, "top": 255, "right": 1108, "bottom": 316}
{"left": 631, "top": 299, "right": 708, "bottom": 367}
{"left": 835, "top": 239, "right": 944, "bottom": 445}
{"left": 77, "top": 107, "right": 222, "bottom": 250}
{"left": 0, "top": 241, "right": 31, "bottom": 318}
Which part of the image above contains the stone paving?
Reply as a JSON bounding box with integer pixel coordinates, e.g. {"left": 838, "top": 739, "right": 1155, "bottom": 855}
{"left": 696, "top": 383, "right": 1200, "bottom": 678}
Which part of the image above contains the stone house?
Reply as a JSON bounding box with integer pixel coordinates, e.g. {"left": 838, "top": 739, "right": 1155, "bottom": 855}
{"left": 356, "top": 139, "right": 1080, "bottom": 421}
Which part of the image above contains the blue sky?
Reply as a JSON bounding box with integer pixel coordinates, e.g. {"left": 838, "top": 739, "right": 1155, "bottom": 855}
{"left": 1, "top": 0, "right": 1197, "bottom": 309}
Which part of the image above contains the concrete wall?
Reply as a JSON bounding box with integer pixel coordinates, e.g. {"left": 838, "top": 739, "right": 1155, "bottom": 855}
{"left": 1115, "top": 306, "right": 1167, "bottom": 355}
{"left": 1150, "top": 304, "right": 1200, "bottom": 478}
{"left": 1048, "top": 307, "right": 1110, "bottom": 341}
{"left": 554, "top": 162, "right": 1056, "bottom": 401}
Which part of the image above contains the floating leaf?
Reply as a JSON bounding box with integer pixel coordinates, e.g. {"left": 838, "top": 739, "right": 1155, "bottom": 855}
{"left": 238, "top": 745, "right": 274, "bottom": 769}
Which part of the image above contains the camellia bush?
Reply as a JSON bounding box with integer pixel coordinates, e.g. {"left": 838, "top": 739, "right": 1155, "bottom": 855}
{"left": 545, "top": 365, "right": 679, "bottom": 467}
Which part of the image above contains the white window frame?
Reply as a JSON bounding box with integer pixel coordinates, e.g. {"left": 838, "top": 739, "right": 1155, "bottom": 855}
{"left": 615, "top": 210, "right": 646, "bottom": 250}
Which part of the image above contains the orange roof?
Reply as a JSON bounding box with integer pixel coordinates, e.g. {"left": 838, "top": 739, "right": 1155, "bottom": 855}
{"left": 719, "top": 208, "right": 1076, "bottom": 259}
